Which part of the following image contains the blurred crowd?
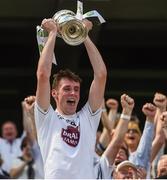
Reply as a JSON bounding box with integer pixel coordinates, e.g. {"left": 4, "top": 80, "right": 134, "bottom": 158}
{"left": 0, "top": 92, "right": 167, "bottom": 179}
{"left": 95, "top": 92, "right": 167, "bottom": 179}
{"left": 0, "top": 96, "right": 43, "bottom": 179}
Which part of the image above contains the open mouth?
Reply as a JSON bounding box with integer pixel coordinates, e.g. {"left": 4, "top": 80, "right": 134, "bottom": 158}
{"left": 128, "top": 136, "right": 135, "bottom": 140}
{"left": 115, "top": 158, "right": 123, "bottom": 166}
{"left": 67, "top": 99, "right": 76, "bottom": 106}
{"left": 6, "top": 133, "right": 13, "bottom": 137}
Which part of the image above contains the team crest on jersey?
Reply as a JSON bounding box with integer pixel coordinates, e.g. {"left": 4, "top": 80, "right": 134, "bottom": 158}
{"left": 61, "top": 126, "right": 80, "bottom": 147}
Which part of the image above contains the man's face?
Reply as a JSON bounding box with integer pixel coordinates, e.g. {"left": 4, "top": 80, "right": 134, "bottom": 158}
{"left": 53, "top": 78, "right": 80, "bottom": 115}
{"left": 2, "top": 122, "right": 17, "bottom": 141}
{"left": 115, "top": 147, "right": 128, "bottom": 165}
{"left": 114, "top": 166, "right": 137, "bottom": 179}
{"left": 157, "top": 158, "right": 167, "bottom": 177}
{"left": 125, "top": 129, "right": 140, "bottom": 151}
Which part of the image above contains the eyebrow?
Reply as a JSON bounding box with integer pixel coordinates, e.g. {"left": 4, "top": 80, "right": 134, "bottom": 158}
{"left": 63, "top": 84, "right": 80, "bottom": 87}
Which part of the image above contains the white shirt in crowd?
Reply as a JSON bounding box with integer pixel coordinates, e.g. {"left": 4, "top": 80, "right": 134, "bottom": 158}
{"left": 94, "top": 153, "right": 113, "bottom": 179}
{"left": 0, "top": 132, "right": 25, "bottom": 172}
{"left": 11, "top": 158, "right": 36, "bottom": 179}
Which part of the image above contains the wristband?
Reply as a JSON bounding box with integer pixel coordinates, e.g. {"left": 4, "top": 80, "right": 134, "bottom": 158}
{"left": 120, "top": 113, "right": 131, "bottom": 121}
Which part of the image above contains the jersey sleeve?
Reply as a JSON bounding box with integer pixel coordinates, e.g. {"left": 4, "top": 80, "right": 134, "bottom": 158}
{"left": 81, "top": 102, "right": 102, "bottom": 134}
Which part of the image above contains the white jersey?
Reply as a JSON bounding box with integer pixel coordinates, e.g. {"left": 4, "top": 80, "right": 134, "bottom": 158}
{"left": 34, "top": 102, "right": 101, "bottom": 179}
{"left": 94, "top": 153, "right": 113, "bottom": 179}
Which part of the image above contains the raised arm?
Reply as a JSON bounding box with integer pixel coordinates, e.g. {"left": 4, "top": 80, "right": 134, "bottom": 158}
{"left": 83, "top": 20, "right": 107, "bottom": 112}
{"left": 101, "top": 98, "right": 119, "bottom": 132}
{"left": 151, "top": 92, "right": 167, "bottom": 162}
{"left": 103, "top": 94, "right": 134, "bottom": 165}
{"left": 96, "top": 100, "right": 112, "bottom": 152}
{"left": 36, "top": 19, "right": 58, "bottom": 111}
{"left": 97, "top": 98, "right": 119, "bottom": 152}
{"left": 106, "top": 98, "right": 119, "bottom": 131}
{"left": 22, "top": 95, "right": 37, "bottom": 141}
{"left": 160, "top": 111, "right": 167, "bottom": 139}
{"left": 130, "top": 103, "right": 156, "bottom": 170}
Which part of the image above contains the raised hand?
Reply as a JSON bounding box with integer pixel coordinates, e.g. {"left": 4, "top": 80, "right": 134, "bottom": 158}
{"left": 142, "top": 103, "right": 157, "bottom": 122}
{"left": 153, "top": 92, "right": 167, "bottom": 112}
{"left": 120, "top": 94, "right": 135, "bottom": 115}
{"left": 22, "top": 96, "right": 36, "bottom": 113}
{"left": 41, "top": 18, "right": 58, "bottom": 34}
{"left": 82, "top": 19, "right": 93, "bottom": 32}
{"left": 106, "top": 98, "right": 119, "bottom": 110}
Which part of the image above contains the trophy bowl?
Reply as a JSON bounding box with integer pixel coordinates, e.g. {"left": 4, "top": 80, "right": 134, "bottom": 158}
{"left": 53, "top": 10, "right": 88, "bottom": 46}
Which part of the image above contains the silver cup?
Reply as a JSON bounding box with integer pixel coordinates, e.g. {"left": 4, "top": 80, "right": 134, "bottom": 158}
{"left": 53, "top": 10, "right": 88, "bottom": 46}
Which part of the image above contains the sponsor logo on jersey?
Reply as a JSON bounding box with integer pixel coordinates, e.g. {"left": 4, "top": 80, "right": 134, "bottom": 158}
{"left": 61, "top": 126, "right": 80, "bottom": 147}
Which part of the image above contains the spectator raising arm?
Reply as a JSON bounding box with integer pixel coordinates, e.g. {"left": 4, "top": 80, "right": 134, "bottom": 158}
{"left": 151, "top": 92, "right": 167, "bottom": 162}
{"left": 103, "top": 94, "right": 134, "bottom": 165}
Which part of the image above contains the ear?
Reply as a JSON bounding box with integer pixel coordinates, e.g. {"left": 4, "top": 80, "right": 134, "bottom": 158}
{"left": 51, "top": 89, "right": 57, "bottom": 98}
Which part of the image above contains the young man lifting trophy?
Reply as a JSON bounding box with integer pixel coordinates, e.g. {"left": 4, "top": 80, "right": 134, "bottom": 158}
{"left": 34, "top": 0, "right": 107, "bottom": 179}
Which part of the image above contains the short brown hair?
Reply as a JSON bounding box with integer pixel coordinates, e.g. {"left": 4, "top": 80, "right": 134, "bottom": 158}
{"left": 52, "top": 69, "right": 82, "bottom": 89}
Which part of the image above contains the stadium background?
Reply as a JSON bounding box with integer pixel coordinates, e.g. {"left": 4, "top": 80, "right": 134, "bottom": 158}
{"left": 0, "top": 0, "right": 167, "bottom": 134}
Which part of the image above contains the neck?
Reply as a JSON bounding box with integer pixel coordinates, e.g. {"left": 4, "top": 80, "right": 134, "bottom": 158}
{"left": 56, "top": 109, "right": 76, "bottom": 117}
{"left": 7, "top": 139, "right": 14, "bottom": 144}
{"left": 128, "top": 146, "right": 137, "bottom": 153}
